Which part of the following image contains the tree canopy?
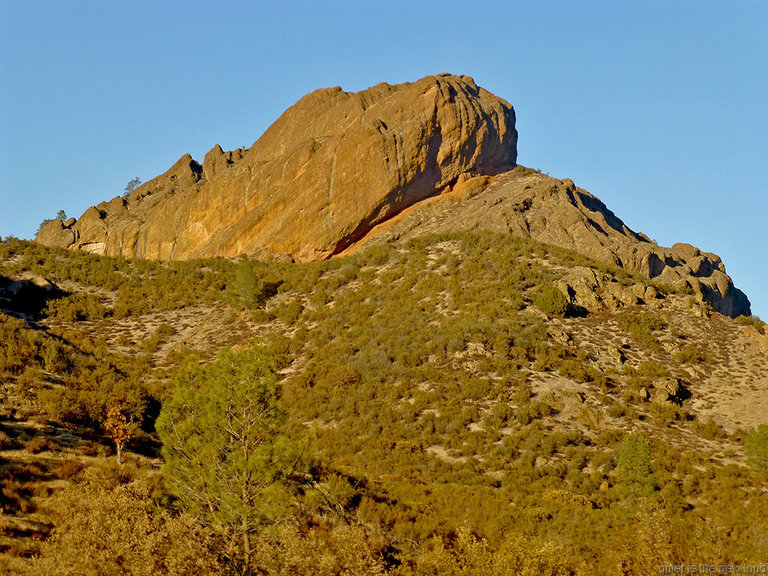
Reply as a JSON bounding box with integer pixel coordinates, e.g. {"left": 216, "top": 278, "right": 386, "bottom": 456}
{"left": 156, "top": 347, "right": 297, "bottom": 566}
{"left": 614, "top": 432, "right": 657, "bottom": 509}
{"left": 124, "top": 177, "right": 141, "bottom": 198}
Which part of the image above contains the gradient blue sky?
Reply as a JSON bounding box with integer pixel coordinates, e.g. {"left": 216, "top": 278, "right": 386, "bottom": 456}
{"left": 1, "top": 1, "right": 766, "bottom": 316}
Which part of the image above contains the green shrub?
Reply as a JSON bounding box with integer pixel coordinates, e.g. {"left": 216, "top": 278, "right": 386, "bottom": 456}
{"left": 674, "top": 346, "right": 709, "bottom": 364}
{"left": 516, "top": 400, "right": 556, "bottom": 424}
{"left": 692, "top": 417, "right": 728, "bottom": 441}
{"left": 606, "top": 401, "right": 628, "bottom": 419}
{"left": 649, "top": 401, "right": 686, "bottom": 425}
{"left": 614, "top": 433, "right": 656, "bottom": 506}
{"left": 533, "top": 285, "right": 568, "bottom": 317}
{"left": 745, "top": 425, "right": 768, "bottom": 476}
{"left": 229, "top": 260, "right": 278, "bottom": 308}
{"left": 44, "top": 292, "right": 108, "bottom": 322}
{"left": 273, "top": 299, "right": 304, "bottom": 324}
{"left": 26, "top": 471, "right": 225, "bottom": 576}
{"left": 735, "top": 315, "right": 766, "bottom": 335}
{"left": 636, "top": 361, "right": 668, "bottom": 378}
{"left": 619, "top": 313, "right": 665, "bottom": 351}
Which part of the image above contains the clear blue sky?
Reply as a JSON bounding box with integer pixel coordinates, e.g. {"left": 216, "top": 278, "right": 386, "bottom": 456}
{"left": 2, "top": 1, "right": 766, "bottom": 317}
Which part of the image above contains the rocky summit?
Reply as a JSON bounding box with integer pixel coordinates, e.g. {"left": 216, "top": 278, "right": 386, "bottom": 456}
{"left": 36, "top": 73, "right": 750, "bottom": 317}
{"left": 37, "top": 74, "right": 517, "bottom": 262}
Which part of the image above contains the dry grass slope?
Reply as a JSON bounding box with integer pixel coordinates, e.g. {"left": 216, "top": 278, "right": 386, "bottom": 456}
{"left": 0, "top": 233, "right": 767, "bottom": 574}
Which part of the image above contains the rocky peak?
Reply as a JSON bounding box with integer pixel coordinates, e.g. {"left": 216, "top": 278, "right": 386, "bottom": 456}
{"left": 353, "top": 168, "right": 751, "bottom": 317}
{"left": 35, "top": 74, "right": 750, "bottom": 316}
{"left": 38, "top": 73, "right": 516, "bottom": 262}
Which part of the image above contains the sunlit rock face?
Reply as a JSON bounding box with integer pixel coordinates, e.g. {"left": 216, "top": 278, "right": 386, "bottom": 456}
{"left": 37, "top": 73, "right": 517, "bottom": 262}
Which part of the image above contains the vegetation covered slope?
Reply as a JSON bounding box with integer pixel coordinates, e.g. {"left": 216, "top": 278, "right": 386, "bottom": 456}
{"left": 0, "top": 233, "right": 767, "bottom": 574}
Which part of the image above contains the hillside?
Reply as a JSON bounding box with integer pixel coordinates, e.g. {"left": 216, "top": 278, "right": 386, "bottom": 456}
{"left": 35, "top": 75, "right": 750, "bottom": 318}
{"left": 1, "top": 233, "right": 767, "bottom": 574}
{"left": 6, "top": 74, "right": 766, "bottom": 574}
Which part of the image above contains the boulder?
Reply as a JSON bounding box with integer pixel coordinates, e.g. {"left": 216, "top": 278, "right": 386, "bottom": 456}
{"left": 652, "top": 378, "right": 691, "bottom": 404}
{"left": 36, "top": 219, "right": 75, "bottom": 248}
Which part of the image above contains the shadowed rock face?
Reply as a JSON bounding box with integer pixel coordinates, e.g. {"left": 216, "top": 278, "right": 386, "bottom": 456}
{"left": 38, "top": 73, "right": 517, "bottom": 262}
{"left": 36, "top": 74, "right": 750, "bottom": 317}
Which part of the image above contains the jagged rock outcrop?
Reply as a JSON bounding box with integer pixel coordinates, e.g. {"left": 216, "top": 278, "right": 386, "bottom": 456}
{"left": 356, "top": 168, "right": 751, "bottom": 317}
{"left": 36, "top": 74, "right": 750, "bottom": 316}
{"left": 37, "top": 73, "right": 517, "bottom": 262}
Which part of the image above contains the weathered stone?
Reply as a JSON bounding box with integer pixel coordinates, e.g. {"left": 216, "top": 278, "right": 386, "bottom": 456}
{"left": 36, "top": 219, "right": 75, "bottom": 248}
{"left": 652, "top": 378, "right": 689, "bottom": 404}
{"left": 549, "top": 327, "right": 573, "bottom": 346}
{"left": 39, "top": 73, "right": 516, "bottom": 263}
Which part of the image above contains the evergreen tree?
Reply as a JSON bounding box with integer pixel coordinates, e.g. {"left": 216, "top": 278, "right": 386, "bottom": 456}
{"left": 157, "top": 347, "right": 296, "bottom": 568}
{"left": 614, "top": 432, "right": 656, "bottom": 508}
{"left": 124, "top": 177, "right": 141, "bottom": 198}
{"left": 230, "top": 260, "right": 279, "bottom": 308}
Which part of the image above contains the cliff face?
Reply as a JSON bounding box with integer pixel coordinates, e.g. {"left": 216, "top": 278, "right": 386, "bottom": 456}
{"left": 36, "top": 74, "right": 750, "bottom": 317}
{"left": 37, "top": 73, "right": 517, "bottom": 262}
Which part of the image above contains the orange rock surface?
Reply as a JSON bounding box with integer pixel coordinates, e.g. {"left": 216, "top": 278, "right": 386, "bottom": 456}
{"left": 38, "top": 74, "right": 516, "bottom": 261}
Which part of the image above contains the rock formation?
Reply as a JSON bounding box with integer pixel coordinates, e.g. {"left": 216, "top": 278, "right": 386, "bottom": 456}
{"left": 35, "top": 74, "right": 750, "bottom": 317}
{"left": 356, "top": 168, "right": 751, "bottom": 317}
{"left": 38, "top": 73, "right": 516, "bottom": 262}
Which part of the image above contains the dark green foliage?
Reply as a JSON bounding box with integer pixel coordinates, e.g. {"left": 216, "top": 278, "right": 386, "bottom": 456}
{"left": 533, "top": 284, "right": 568, "bottom": 317}
{"left": 614, "top": 433, "right": 656, "bottom": 507}
{"left": 44, "top": 292, "right": 108, "bottom": 322}
{"left": 3, "top": 232, "right": 767, "bottom": 572}
{"left": 230, "top": 259, "right": 278, "bottom": 308}
{"left": 0, "top": 308, "right": 151, "bottom": 432}
{"left": 157, "top": 347, "right": 298, "bottom": 564}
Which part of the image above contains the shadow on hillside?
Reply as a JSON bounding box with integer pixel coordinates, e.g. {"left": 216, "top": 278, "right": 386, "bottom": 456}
{"left": 0, "top": 274, "right": 67, "bottom": 319}
{"left": 565, "top": 303, "right": 588, "bottom": 318}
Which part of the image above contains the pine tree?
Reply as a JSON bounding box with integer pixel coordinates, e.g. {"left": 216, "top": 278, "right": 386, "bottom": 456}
{"left": 157, "top": 347, "right": 296, "bottom": 568}
{"left": 614, "top": 432, "right": 657, "bottom": 508}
